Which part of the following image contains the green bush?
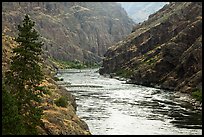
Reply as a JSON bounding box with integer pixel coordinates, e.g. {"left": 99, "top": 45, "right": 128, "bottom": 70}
{"left": 35, "top": 86, "right": 52, "bottom": 95}
{"left": 53, "top": 77, "right": 63, "bottom": 81}
{"left": 50, "top": 57, "right": 100, "bottom": 69}
{"left": 192, "top": 89, "right": 202, "bottom": 101}
{"left": 115, "top": 69, "right": 134, "bottom": 78}
{"left": 54, "top": 96, "right": 68, "bottom": 107}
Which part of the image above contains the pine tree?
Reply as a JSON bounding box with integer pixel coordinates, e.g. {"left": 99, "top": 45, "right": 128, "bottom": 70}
{"left": 2, "top": 83, "right": 26, "bottom": 135}
{"left": 5, "top": 14, "right": 44, "bottom": 135}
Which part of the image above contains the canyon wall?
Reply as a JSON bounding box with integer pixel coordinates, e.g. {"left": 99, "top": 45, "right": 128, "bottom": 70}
{"left": 100, "top": 2, "right": 202, "bottom": 93}
{"left": 2, "top": 2, "right": 134, "bottom": 63}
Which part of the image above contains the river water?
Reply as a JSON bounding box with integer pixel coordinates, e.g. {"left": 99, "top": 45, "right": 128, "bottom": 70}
{"left": 56, "top": 68, "right": 202, "bottom": 135}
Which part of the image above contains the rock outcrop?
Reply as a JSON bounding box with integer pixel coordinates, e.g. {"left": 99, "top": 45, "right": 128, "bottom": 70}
{"left": 2, "top": 2, "right": 134, "bottom": 63}
{"left": 99, "top": 2, "right": 202, "bottom": 94}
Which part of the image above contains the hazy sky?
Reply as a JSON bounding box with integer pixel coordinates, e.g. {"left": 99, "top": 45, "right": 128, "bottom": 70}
{"left": 117, "top": 2, "right": 169, "bottom": 23}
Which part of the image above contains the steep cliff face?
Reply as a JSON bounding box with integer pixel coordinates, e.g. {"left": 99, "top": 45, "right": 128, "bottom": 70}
{"left": 99, "top": 2, "right": 202, "bottom": 93}
{"left": 2, "top": 2, "right": 134, "bottom": 63}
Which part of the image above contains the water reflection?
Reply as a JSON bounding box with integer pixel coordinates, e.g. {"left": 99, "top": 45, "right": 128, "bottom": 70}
{"left": 57, "top": 69, "right": 202, "bottom": 135}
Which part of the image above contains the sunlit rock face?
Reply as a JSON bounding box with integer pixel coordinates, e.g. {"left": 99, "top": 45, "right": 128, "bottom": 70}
{"left": 2, "top": 2, "right": 134, "bottom": 63}
{"left": 100, "top": 2, "right": 202, "bottom": 93}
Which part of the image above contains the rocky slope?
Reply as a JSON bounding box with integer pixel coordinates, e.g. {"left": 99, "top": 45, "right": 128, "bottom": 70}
{"left": 118, "top": 2, "right": 168, "bottom": 23}
{"left": 2, "top": 32, "right": 91, "bottom": 135}
{"left": 2, "top": 2, "right": 134, "bottom": 63}
{"left": 99, "top": 2, "right": 202, "bottom": 95}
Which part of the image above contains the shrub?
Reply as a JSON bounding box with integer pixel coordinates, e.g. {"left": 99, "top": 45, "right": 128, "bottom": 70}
{"left": 192, "top": 88, "right": 202, "bottom": 101}
{"left": 54, "top": 96, "right": 68, "bottom": 107}
{"left": 36, "top": 86, "right": 51, "bottom": 95}
{"left": 115, "top": 69, "right": 134, "bottom": 78}
{"left": 53, "top": 77, "right": 63, "bottom": 81}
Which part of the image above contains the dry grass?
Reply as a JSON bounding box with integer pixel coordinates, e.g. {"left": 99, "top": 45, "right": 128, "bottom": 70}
{"left": 38, "top": 74, "right": 91, "bottom": 135}
{"left": 2, "top": 32, "right": 91, "bottom": 135}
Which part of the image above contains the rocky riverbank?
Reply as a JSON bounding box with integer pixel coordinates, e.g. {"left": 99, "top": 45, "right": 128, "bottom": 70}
{"left": 35, "top": 44, "right": 92, "bottom": 135}
{"left": 104, "top": 73, "right": 202, "bottom": 112}
{"left": 173, "top": 92, "right": 202, "bottom": 111}
{"left": 36, "top": 74, "right": 91, "bottom": 135}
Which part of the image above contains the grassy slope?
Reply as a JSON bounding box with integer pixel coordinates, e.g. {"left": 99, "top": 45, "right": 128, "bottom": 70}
{"left": 2, "top": 32, "right": 91, "bottom": 135}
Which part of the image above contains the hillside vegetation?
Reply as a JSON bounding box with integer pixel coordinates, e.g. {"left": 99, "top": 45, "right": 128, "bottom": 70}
{"left": 100, "top": 2, "right": 202, "bottom": 101}
{"left": 2, "top": 18, "right": 91, "bottom": 135}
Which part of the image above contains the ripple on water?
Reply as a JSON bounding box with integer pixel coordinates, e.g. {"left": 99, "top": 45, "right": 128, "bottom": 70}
{"left": 58, "top": 69, "right": 202, "bottom": 135}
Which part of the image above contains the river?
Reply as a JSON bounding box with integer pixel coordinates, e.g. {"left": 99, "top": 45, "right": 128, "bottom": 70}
{"left": 56, "top": 68, "right": 202, "bottom": 135}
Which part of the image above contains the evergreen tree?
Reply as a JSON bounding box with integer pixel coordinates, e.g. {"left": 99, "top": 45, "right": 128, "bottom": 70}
{"left": 2, "top": 83, "right": 26, "bottom": 135}
{"left": 4, "top": 14, "right": 44, "bottom": 135}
